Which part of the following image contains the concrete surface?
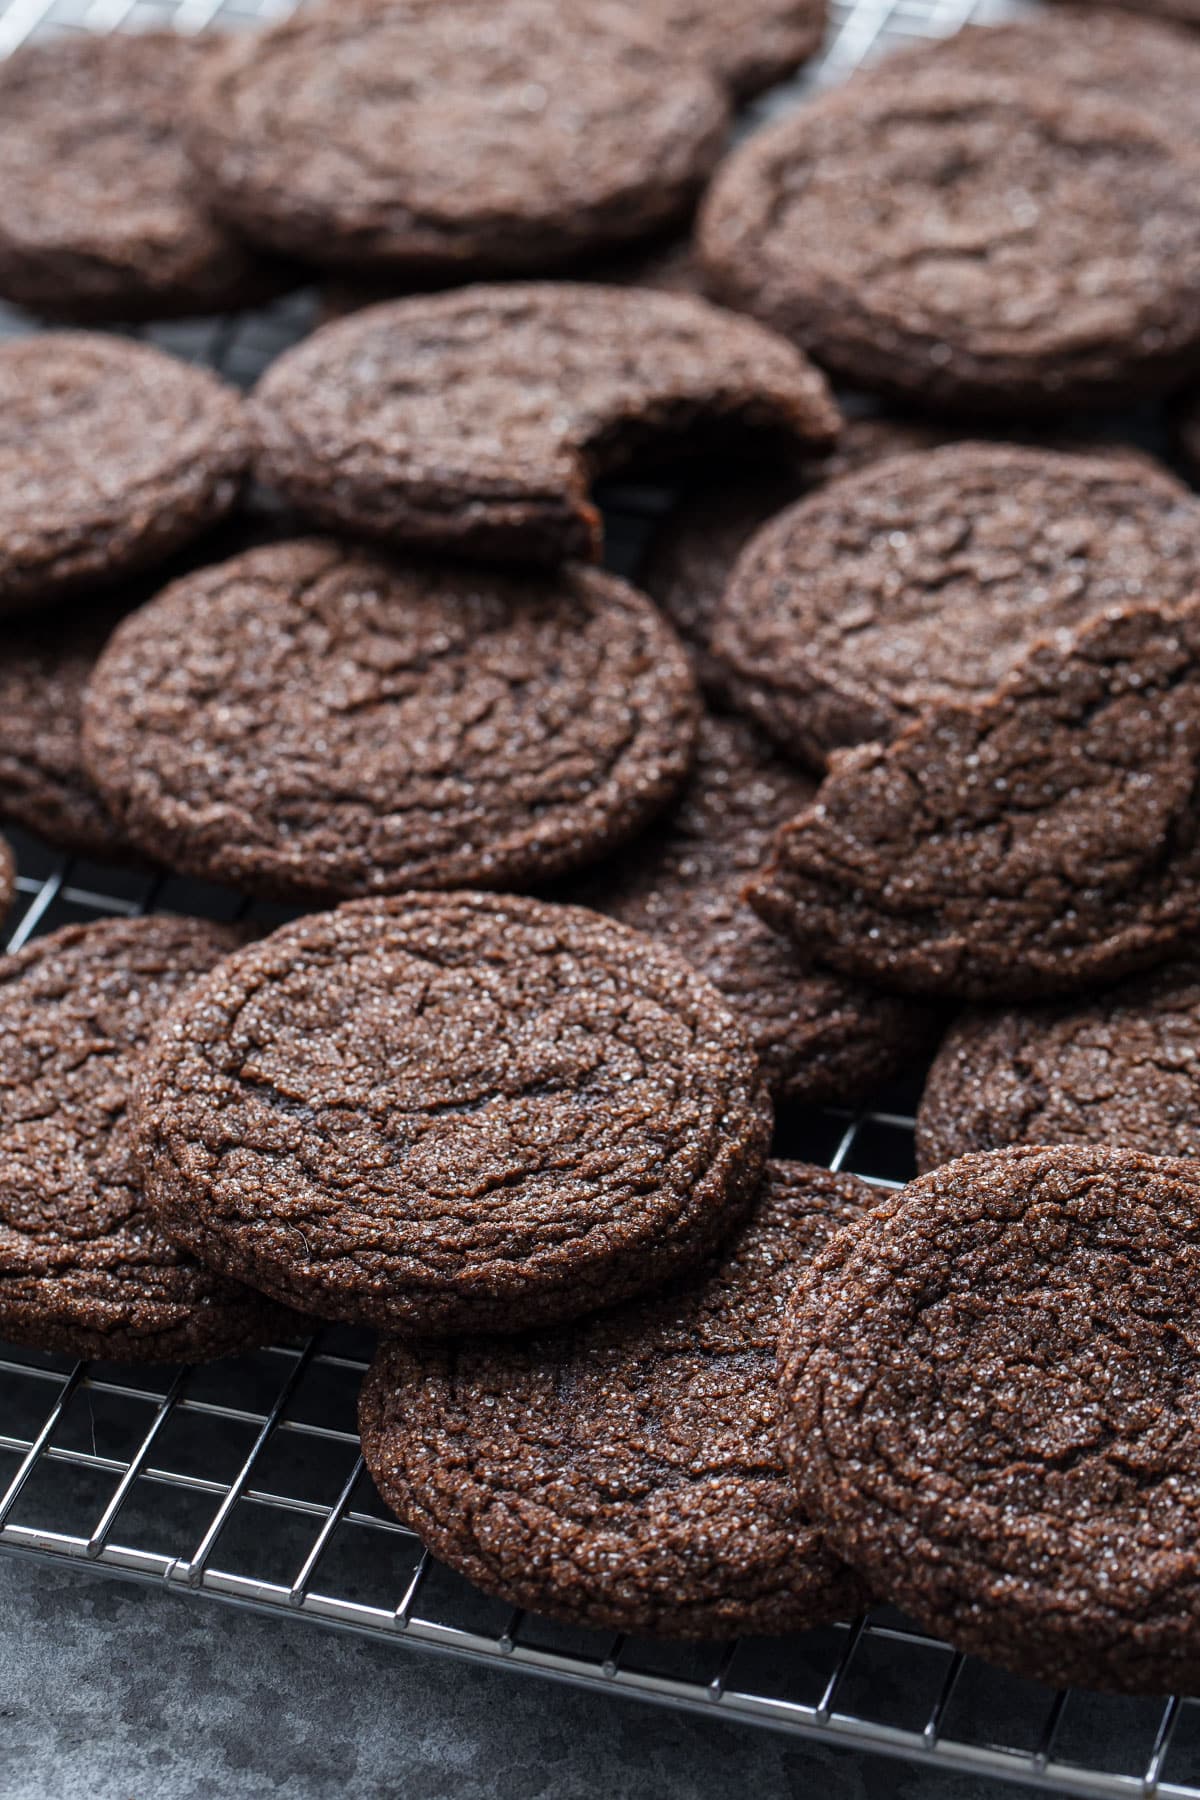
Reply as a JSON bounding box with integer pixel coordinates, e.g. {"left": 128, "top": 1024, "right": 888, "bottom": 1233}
{"left": 0, "top": 1555, "right": 1039, "bottom": 1800}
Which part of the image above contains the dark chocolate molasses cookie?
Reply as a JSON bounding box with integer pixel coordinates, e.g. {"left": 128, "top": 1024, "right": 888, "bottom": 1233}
{"left": 917, "top": 956, "right": 1200, "bottom": 1172}
{"left": 252, "top": 284, "right": 838, "bottom": 565}
{"left": 713, "top": 445, "right": 1200, "bottom": 767}
{"left": 0, "top": 596, "right": 134, "bottom": 861}
{"left": 749, "top": 599, "right": 1200, "bottom": 1001}
{"left": 0, "top": 915, "right": 294, "bottom": 1362}
{"left": 185, "top": 0, "right": 728, "bottom": 275}
{"left": 699, "top": 70, "right": 1200, "bottom": 413}
{"left": 778, "top": 1144, "right": 1200, "bottom": 1693}
{"left": 0, "top": 32, "right": 290, "bottom": 323}
{"left": 569, "top": 713, "right": 938, "bottom": 1104}
{"left": 359, "top": 1159, "right": 869, "bottom": 1637}
{"left": 81, "top": 538, "right": 698, "bottom": 902}
{"left": 0, "top": 333, "right": 250, "bottom": 615}
{"left": 133, "top": 894, "right": 772, "bottom": 1335}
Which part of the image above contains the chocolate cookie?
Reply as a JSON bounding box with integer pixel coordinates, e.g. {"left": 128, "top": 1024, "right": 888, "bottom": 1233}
{"left": 359, "top": 1159, "right": 868, "bottom": 1637}
{"left": 251, "top": 284, "right": 838, "bottom": 565}
{"left": 0, "top": 334, "right": 250, "bottom": 616}
{"left": 0, "top": 915, "right": 295, "bottom": 1362}
{"left": 133, "top": 894, "right": 772, "bottom": 1335}
{"left": 713, "top": 445, "right": 1200, "bottom": 767}
{"left": 748, "top": 599, "right": 1200, "bottom": 1001}
{"left": 568, "top": 713, "right": 939, "bottom": 1104}
{"left": 0, "top": 596, "right": 135, "bottom": 861}
{"left": 778, "top": 1144, "right": 1200, "bottom": 1693}
{"left": 185, "top": 0, "right": 728, "bottom": 275}
{"left": 912, "top": 6, "right": 1200, "bottom": 133}
{"left": 0, "top": 32, "right": 291, "bottom": 323}
{"left": 698, "top": 69, "right": 1200, "bottom": 413}
{"left": 917, "top": 956, "right": 1200, "bottom": 1172}
{"left": 81, "top": 538, "right": 698, "bottom": 902}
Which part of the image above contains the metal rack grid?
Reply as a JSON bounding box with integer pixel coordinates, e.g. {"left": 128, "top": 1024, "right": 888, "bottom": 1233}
{"left": 0, "top": 0, "right": 1184, "bottom": 1794}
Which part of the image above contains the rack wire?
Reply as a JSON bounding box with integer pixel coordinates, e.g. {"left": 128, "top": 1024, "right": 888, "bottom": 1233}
{"left": 0, "top": 0, "right": 1185, "bottom": 1794}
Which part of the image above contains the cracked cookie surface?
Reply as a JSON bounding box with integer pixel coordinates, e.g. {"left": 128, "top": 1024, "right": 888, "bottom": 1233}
{"left": 251, "top": 283, "right": 838, "bottom": 564}
{"left": 185, "top": 0, "right": 728, "bottom": 275}
{"left": 0, "top": 32, "right": 290, "bottom": 322}
{"left": 0, "top": 334, "right": 250, "bottom": 614}
{"left": 699, "top": 70, "right": 1200, "bottom": 412}
{"left": 133, "top": 893, "right": 772, "bottom": 1335}
{"left": 359, "top": 1159, "right": 869, "bottom": 1637}
{"left": 0, "top": 915, "right": 294, "bottom": 1362}
{"left": 712, "top": 445, "right": 1200, "bottom": 767}
{"left": 567, "top": 713, "right": 939, "bottom": 1103}
{"left": 749, "top": 599, "right": 1200, "bottom": 1001}
{"left": 777, "top": 1144, "right": 1200, "bottom": 1693}
{"left": 917, "top": 956, "right": 1200, "bottom": 1171}
{"left": 81, "top": 538, "right": 698, "bottom": 902}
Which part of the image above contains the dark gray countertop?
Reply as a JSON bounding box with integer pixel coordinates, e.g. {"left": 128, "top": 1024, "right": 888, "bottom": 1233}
{"left": 0, "top": 1555, "right": 1035, "bottom": 1800}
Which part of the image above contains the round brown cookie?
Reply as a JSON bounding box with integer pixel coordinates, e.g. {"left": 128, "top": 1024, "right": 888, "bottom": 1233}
{"left": 184, "top": 0, "right": 728, "bottom": 276}
{"left": 0, "top": 334, "right": 250, "bottom": 616}
{"left": 252, "top": 284, "right": 838, "bottom": 565}
{"left": 713, "top": 445, "right": 1200, "bottom": 768}
{"left": 778, "top": 1144, "right": 1200, "bottom": 1693}
{"left": 748, "top": 599, "right": 1200, "bottom": 1002}
{"left": 82, "top": 538, "right": 698, "bottom": 903}
{"left": 917, "top": 956, "right": 1200, "bottom": 1172}
{"left": 0, "top": 32, "right": 292, "bottom": 323}
{"left": 567, "top": 713, "right": 940, "bottom": 1104}
{"left": 132, "top": 893, "right": 772, "bottom": 1335}
{"left": 698, "top": 70, "right": 1200, "bottom": 414}
{"left": 0, "top": 595, "right": 136, "bottom": 861}
{"left": 0, "top": 915, "right": 296, "bottom": 1362}
{"left": 359, "top": 1158, "right": 869, "bottom": 1637}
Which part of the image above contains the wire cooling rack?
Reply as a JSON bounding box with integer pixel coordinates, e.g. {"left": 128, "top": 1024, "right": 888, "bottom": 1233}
{"left": 2, "top": 0, "right": 1188, "bottom": 1795}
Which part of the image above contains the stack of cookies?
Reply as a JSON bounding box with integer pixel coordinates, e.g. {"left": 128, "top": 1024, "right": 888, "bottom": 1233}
{"left": 5, "top": 0, "right": 1200, "bottom": 1700}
